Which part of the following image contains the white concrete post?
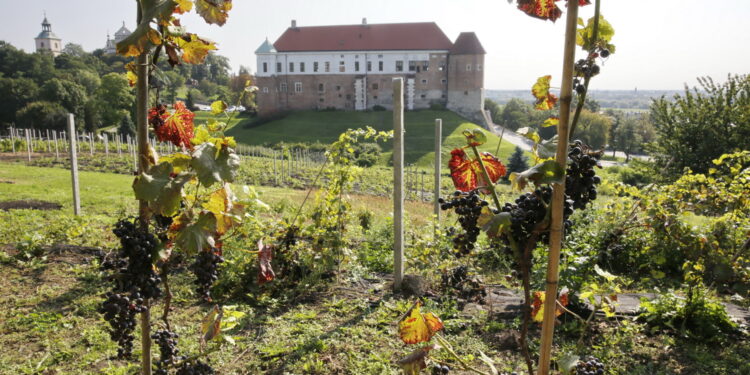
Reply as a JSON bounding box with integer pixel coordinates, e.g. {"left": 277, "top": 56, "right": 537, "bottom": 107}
{"left": 434, "top": 119, "right": 442, "bottom": 218}
{"left": 25, "top": 129, "right": 32, "bottom": 162}
{"left": 54, "top": 131, "right": 59, "bottom": 159}
{"left": 67, "top": 114, "right": 81, "bottom": 216}
{"left": 393, "top": 77, "right": 405, "bottom": 289}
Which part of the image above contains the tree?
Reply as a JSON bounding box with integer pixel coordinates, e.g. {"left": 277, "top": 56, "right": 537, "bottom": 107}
{"left": 500, "top": 98, "right": 531, "bottom": 130}
{"left": 485, "top": 98, "right": 502, "bottom": 124}
{"left": 162, "top": 70, "right": 185, "bottom": 103}
{"left": 15, "top": 101, "right": 68, "bottom": 130}
{"left": 0, "top": 77, "right": 39, "bottom": 126}
{"left": 650, "top": 74, "right": 750, "bottom": 177}
{"left": 505, "top": 146, "right": 529, "bottom": 179}
{"left": 573, "top": 109, "right": 611, "bottom": 149}
{"left": 39, "top": 78, "right": 88, "bottom": 120}
{"left": 613, "top": 114, "right": 655, "bottom": 161}
{"left": 185, "top": 90, "right": 195, "bottom": 110}
{"left": 96, "top": 73, "right": 135, "bottom": 126}
{"left": 62, "top": 43, "right": 86, "bottom": 57}
{"left": 118, "top": 112, "right": 135, "bottom": 137}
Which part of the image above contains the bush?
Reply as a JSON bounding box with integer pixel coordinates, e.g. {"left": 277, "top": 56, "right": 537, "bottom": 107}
{"left": 371, "top": 105, "right": 386, "bottom": 111}
{"left": 429, "top": 102, "right": 446, "bottom": 111}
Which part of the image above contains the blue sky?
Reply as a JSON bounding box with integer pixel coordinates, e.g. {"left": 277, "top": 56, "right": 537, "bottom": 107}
{"left": 1, "top": 0, "right": 748, "bottom": 90}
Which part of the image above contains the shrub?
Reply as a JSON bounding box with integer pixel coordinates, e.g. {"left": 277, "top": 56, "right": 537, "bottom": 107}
{"left": 372, "top": 105, "right": 386, "bottom": 111}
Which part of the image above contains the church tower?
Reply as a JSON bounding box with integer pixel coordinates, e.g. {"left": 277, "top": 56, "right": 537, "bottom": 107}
{"left": 35, "top": 15, "right": 62, "bottom": 57}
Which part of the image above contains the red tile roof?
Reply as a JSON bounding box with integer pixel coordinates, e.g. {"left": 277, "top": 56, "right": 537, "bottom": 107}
{"left": 273, "top": 22, "right": 454, "bottom": 52}
{"left": 451, "top": 32, "right": 486, "bottom": 55}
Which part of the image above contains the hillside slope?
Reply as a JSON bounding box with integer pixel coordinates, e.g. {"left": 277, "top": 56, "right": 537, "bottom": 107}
{"left": 225, "top": 110, "right": 518, "bottom": 167}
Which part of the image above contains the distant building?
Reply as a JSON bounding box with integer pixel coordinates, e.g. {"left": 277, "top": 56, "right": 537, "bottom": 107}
{"left": 254, "top": 19, "right": 486, "bottom": 120}
{"left": 35, "top": 15, "right": 62, "bottom": 57}
{"left": 104, "top": 22, "right": 132, "bottom": 54}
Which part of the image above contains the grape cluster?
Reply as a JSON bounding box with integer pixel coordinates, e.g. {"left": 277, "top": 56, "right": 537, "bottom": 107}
{"left": 175, "top": 360, "right": 215, "bottom": 375}
{"left": 565, "top": 141, "right": 602, "bottom": 210}
{"left": 153, "top": 329, "right": 184, "bottom": 375}
{"left": 574, "top": 355, "right": 605, "bottom": 375}
{"left": 190, "top": 248, "right": 224, "bottom": 302}
{"left": 431, "top": 364, "right": 451, "bottom": 374}
{"left": 112, "top": 219, "right": 162, "bottom": 299}
{"left": 439, "top": 191, "right": 488, "bottom": 256}
{"left": 501, "top": 187, "right": 550, "bottom": 246}
{"left": 98, "top": 292, "right": 143, "bottom": 358}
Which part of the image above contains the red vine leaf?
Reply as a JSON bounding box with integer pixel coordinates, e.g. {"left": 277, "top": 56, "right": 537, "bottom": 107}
{"left": 151, "top": 101, "right": 196, "bottom": 149}
{"left": 448, "top": 148, "right": 507, "bottom": 192}
{"left": 398, "top": 301, "right": 444, "bottom": 345}
{"left": 531, "top": 291, "right": 569, "bottom": 322}
{"left": 516, "top": 0, "right": 562, "bottom": 22}
{"left": 532, "top": 75, "right": 558, "bottom": 110}
{"left": 257, "top": 239, "right": 275, "bottom": 285}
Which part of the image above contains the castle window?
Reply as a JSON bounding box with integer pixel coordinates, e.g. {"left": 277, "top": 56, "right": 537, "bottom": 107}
{"left": 408, "top": 61, "right": 416, "bottom": 72}
{"left": 263, "top": 62, "right": 268, "bottom": 73}
{"left": 378, "top": 61, "right": 383, "bottom": 71}
{"left": 318, "top": 83, "right": 325, "bottom": 92}
{"left": 378, "top": 54, "right": 383, "bottom": 58}
{"left": 294, "top": 82, "right": 302, "bottom": 93}
{"left": 346, "top": 94, "right": 351, "bottom": 100}
{"left": 289, "top": 62, "right": 294, "bottom": 72}
{"left": 300, "top": 62, "right": 305, "bottom": 72}
{"left": 372, "top": 83, "right": 379, "bottom": 90}
{"left": 276, "top": 62, "right": 282, "bottom": 73}
{"left": 441, "top": 79, "right": 447, "bottom": 84}
{"left": 262, "top": 87, "right": 269, "bottom": 93}
{"left": 477, "top": 64, "right": 482, "bottom": 71}
{"left": 395, "top": 61, "right": 403, "bottom": 72}
{"left": 373, "top": 95, "right": 378, "bottom": 99}
{"left": 421, "top": 79, "right": 428, "bottom": 84}
{"left": 466, "top": 64, "right": 472, "bottom": 72}
{"left": 355, "top": 61, "right": 360, "bottom": 71}
{"left": 320, "top": 98, "right": 324, "bottom": 102}
{"left": 280, "top": 83, "right": 287, "bottom": 92}
{"left": 367, "top": 61, "right": 372, "bottom": 71}
{"left": 336, "top": 85, "right": 341, "bottom": 91}
{"left": 339, "top": 61, "right": 345, "bottom": 72}
{"left": 314, "top": 62, "right": 319, "bottom": 72}
{"left": 464, "top": 91, "right": 469, "bottom": 95}
{"left": 325, "top": 62, "right": 330, "bottom": 72}
{"left": 55, "top": 43, "right": 58, "bottom": 49}
{"left": 438, "top": 64, "right": 445, "bottom": 71}
{"left": 340, "top": 54, "right": 344, "bottom": 58}
{"left": 422, "top": 61, "right": 429, "bottom": 71}
{"left": 41, "top": 42, "right": 45, "bottom": 47}
{"left": 420, "top": 94, "right": 426, "bottom": 99}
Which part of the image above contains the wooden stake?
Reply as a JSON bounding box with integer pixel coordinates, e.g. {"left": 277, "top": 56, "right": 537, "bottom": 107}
{"left": 25, "top": 129, "right": 32, "bottom": 162}
{"left": 393, "top": 77, "right": 405, "bottom": 290}
{"left": 67, "top": 114, "right": 81, "bottom": 215}
{"left": 434, "top": 119, "right": 442, "bottom": 218}
{"left": 54, "top": 131, "right": 59, "bottom": 159}
{"left": 536, "top": 2, "right": 578, "bottom": 374}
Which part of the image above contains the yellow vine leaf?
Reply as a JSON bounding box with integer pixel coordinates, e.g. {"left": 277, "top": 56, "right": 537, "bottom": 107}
{"left": 531, "top": 75, "right": 558, "bottom": 110}
{"left": 398, "top": 301, "right": 444, "bottom": 345}
{"left": 177, "top": 34, "right": 217, "bottom": 64}
{"left": 195, "top": 0, "right": 233, "bottom": 26}
{"left": 174, "top": 0, "right": 193, "bottom": 14}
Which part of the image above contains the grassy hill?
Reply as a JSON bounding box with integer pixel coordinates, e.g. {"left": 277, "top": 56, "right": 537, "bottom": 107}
{"left": 221, "top": 110, "right": 518, "bottom": 168}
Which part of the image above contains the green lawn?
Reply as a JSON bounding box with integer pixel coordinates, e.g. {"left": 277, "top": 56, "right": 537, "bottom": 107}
{"left": 224, "top": 110, "right": 518, "bottom": 168}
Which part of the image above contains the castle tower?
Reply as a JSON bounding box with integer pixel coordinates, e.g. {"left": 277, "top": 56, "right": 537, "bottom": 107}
{"left": 35, "top": 15, "right": 62, "bottom": 57}
{"left": 447, "top": 32, "right": 486, "bottom": 121}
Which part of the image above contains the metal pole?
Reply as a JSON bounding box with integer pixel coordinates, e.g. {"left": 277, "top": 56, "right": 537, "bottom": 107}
{"left": 67, "top": 114, "right": 81, "bottom": 216}
{"left": 393, "top": 77, "right": 405, "bottom": 289}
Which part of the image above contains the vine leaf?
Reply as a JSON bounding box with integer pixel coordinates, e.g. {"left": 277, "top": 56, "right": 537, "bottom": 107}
{"left": 210, "top": 100, "right": 228, "bottom": 115}
{"left": 462, "top": 127, "right": 487, "bottom": 147}
{"left": 477, "top": 208, "right": 512, "bottom": 238}
{"left": 171, "top": 212, "right": 217, "bottom": 255}
{"left": 516, "top": 0, "right": 562, "bottom": 22}
{"left": 396, "top": 344, "right": 440, "bottom": 375}
{"left": 558, "top": 353, "right": 580, "bottom": 375}
{"left": 448, "top": 148, "right": 507, "bottom": 192}
{"left": 398, "top": 301, "right": 444, "bottom": 344}
{"left": 174, "top": 0, "right": 194, "bottom": 14}
{"left": 530, "top": 291, "right": 569, "bottom": 322}
{"left": 200, "top": 305, "right": 223, "bottom": 346}
{"left": 152, "top": 101, "right": 196, "bottom": 149}
{"left": 542, "top": 117, "right": 559, "bottom": 127}
{"left": 257, "top": 239, "right": 275, "bottom": 285}
{"left": 203, "top": 184, "right": 234, "bottom": 235}
{"left": 517, "top": 127, "right": 541, "bottom": 144}
{"left": 125, "top": 62, "right": 138, "bottom": 87}
{"left": 132, "top": 162, "right": 193, "bottom": 216}
{"left": 159, "top": 152, "right": 192, "bottom": 174}
{"left": 577, "top": 15, "right": 616, "bottom": 53}
{"left": 176, "top": 34, "right": 218, "bottom": 64}
{"left": 116, "top": 1, "right": 175, "bottom": 56}
{"left": 195, "top": 0, "right": 233, "bottom": 26}
{"left": 191, "top": 142, "right": 240, "bottom": 187}
{"left": 531, "top": 75, "right": 558, "bottom": 110}
{"left": 509, "top": 159, "right": 564, "bottom": 191}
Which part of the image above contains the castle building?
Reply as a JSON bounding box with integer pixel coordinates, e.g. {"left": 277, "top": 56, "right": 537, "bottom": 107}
{"left": 35, "top": 15, "right": 62, "bottom": 57}
{"left": 104, "top": 22, "right": 132, "bottom": 54}
{"left": 254, "top": 20, "right": 486, "bottom": 120}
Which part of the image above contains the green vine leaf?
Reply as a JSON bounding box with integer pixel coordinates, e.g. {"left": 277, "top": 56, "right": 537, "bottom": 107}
{"left": 477, "top": 207, "right": 512, "bottom": 238}
{"left": 558, "top": 353, "right": 580, "bottom": 375}
{"left": 116, "top": 1, "right": 176, "bottom": 56}
{"left": 462, "top": 127, "right": 487, "bottom": 146}
{"left": 191, "top": 142, "right": 240, "bottom": 187}
{"left": 132, "top": 162, "right": 194, "bottom": 216}
{"left": 173, "top": 212, "right": 217, "bottom": 255}
{"left": 509, "top": 160, "right": 565, "bottom": 191}
{"left": 577, "top": 15, "right": 616, "bottom": 53}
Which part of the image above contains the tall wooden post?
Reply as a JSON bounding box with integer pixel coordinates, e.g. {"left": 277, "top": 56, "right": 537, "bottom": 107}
{"left": 434, "top": 119, "right": 442, "bottom": 218}
{"left": 25, "top": 129, "right": 32, "bottom": 162}
{"left": 54, "top": 131, "right": 59, "bottom": 159}
{"left": 536, "top": 1, "right": 578, "bottom": 374}
{"left": 67, "top": 114, "right": 81, "bottom": 215}
{"left": 393, "top": 78, "right": 405, "bottom": 289}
